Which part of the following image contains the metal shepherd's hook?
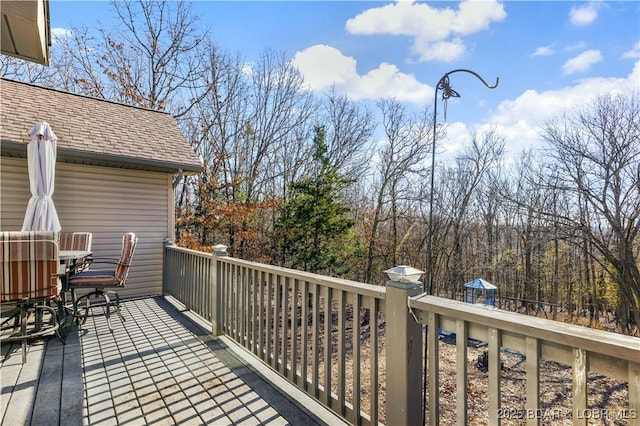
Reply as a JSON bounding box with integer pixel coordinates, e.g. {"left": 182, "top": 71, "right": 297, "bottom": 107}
{"left": 426, "top": 68, "right": 499, "bottom": 295}
{"left": 423, "top": 68, "right": 499, "bottom": 426}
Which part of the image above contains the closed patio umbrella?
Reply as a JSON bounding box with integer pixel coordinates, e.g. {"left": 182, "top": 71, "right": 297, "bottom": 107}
{"left": 21, "top": 121, "right": 61, "bottom": 232}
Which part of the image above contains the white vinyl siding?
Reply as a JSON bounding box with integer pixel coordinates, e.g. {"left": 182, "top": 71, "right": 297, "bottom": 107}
{"left": 0, "top": 157, "right": 173, "bottom": 297}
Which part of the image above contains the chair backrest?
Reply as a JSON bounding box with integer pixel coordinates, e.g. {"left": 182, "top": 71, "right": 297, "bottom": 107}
{"left": 0, "top": 231, "right": 60, "bottom": 301}
{"left": 115, "top": 233, "right": 138, "bottom": 284}
{"left": 59, "top": 232, "right": 92, "bottom": 252}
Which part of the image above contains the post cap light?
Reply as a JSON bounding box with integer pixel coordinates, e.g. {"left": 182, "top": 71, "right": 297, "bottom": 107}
{"left": 384, "top": 265, "right": 425, "bottom": 283}
{"left": 212, "top": 244, "right": 228, "bottom": 256}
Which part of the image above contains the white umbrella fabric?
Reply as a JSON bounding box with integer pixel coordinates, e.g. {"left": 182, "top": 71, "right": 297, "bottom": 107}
{"left": 21, "top": 121, "right": 61, "bottom": 232}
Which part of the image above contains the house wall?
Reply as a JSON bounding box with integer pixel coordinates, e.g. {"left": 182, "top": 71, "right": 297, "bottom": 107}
{"left": 0, "top": 157, "right": 174, "bottom": 298}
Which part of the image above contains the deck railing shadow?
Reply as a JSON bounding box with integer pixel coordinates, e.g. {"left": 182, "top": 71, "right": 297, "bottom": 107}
{"left": 163, "top": 243, "right": 640, "bottom": 426}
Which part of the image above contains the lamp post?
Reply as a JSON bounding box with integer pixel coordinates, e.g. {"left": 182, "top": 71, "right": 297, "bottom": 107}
{"left": 425, "top": 69, "right": 499, "bottom": 295}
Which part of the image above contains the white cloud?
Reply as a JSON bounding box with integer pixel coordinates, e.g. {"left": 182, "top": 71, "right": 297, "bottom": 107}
{"left": 532, "top": 46, "right": 554, "bottom": 57}
{"left": 562, "top": 50, "right": 602, "bottom": 74}
{"left": 51, "top": 27, "right": 73, "bottom": 43}
{"left": 622, "top": 41, "right": 640, "bottom": 59}
{"left": 438, "top": 121, "right": 469, "bottom": 157}
{"left": 291, "top": 45, "right": 357, "bottom": 90}
{"left": 345, "top": 0, "right": 506, "bottom": 63}
{"left": 479, "top": 60, "right": 639, "bottom": 159}
{"left": 293, "top": 46, "right": 638, "bottom": 168}
{"left": 569, "top": 3, "right": 599, "bottom": 26}
{"left": 292, "top": 44, "right": 430, "bottom": 103}
{"left": 416, "top": 39, "right": 466, "bottom": 62}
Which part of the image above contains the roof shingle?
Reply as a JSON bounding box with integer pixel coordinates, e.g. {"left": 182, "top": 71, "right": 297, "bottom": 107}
{"left": 0, "top": 78, "right": 202, "bottom": 173}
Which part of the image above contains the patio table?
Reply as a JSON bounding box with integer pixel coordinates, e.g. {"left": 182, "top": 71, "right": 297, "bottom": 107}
{"left": 59, "top": 250, "right": 93, "bottom": 290}
{"left": 57, "top": 250, "right": 93, "bottom": 332}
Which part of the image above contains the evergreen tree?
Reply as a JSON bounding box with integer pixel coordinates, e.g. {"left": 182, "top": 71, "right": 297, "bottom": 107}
{"left": 276, "top": 126, "right": 361, "bottom": 275}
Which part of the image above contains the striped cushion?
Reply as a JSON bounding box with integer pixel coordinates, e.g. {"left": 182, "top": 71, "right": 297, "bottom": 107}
{"left": 68, "top": 270, "right": 120, "bottom": 287}
{"left": 1, "top": 231, "right": 60, "bottom": 301}
{"left": 59, "top": 232, "right": 92, "bottom": 251}
{"left": 115, "top": 233, "right": 137, "bottom": 282}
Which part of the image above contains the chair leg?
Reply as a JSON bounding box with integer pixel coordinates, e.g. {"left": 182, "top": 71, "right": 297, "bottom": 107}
{"left": 72, "top": 289, "right": 124, "bottom": 333}
{"left": 72, "top": 293, "right": 90, "bottom": 329}
{"left": 108, "top": 291, "right": 125, "bottom": 323}
{"left": 81, "top": 295, "right": 91, "bottom": 327}
{"left": 1, "top": 301, "right": 60, "bottom": 364}
{"left": 102, "top": 292, "right": 113, "bottom": 333}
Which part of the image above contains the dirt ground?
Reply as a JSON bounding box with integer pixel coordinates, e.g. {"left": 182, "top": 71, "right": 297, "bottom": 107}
{"left": 312, "top": 308, "right": 633, "bottom": 425}
{"left": 433, "top": 342, "right": 631, "bottom": 426}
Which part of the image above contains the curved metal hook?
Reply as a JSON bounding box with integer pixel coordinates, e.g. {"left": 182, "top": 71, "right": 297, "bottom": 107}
{"left": 444, "top": 68, "right": 500, "bottom": 90}
{"left": 428, "top": 67, "right": 500, "bottom": 293}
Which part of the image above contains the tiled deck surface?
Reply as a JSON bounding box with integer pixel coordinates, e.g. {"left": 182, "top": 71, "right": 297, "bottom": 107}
{"left": 1, "top": 297, "right": 344, "bottom": 425}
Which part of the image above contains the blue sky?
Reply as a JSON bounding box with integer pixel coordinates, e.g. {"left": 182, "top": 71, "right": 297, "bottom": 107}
{"left": 50, "top": 1, "right": 640, "bottom": 160}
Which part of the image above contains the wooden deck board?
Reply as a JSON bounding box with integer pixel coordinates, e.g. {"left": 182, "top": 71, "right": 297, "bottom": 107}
{"left": 1, "top": 296, "right": 344, "bottom": 426}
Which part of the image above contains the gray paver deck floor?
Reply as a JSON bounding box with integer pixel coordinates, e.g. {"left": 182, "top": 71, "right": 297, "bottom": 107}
{"left": 1, "top": 296, "right": 338, "bottom": 425}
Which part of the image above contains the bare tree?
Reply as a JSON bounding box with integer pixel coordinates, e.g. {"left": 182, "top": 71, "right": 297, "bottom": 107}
{"left": 0, "top": 55, "right": 55, "bottom": 83}
{"left": 541, "top": 91, "right": 640, "bottom": 335}
{"left": 364, "top": 98, "right": 431, "bottom": 283}
{"left": 98, "top": 0, "right": 207, "bottom": 114}
{"left": 435, "top": 129, "right": 504, "bottom": 296}
{"left": 181, "top": 48, "right": 316, "bottom": 258}
{"left": 320, "top": 87, "right": 376, "bottom": 181}
{"left": 33, "top": 0, "right": 207, "bottom": 116}
{"left": 47, "top": 26, "right": 107, "bottom": 97}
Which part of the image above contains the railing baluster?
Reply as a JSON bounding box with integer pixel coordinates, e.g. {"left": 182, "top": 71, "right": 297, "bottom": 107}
{"left": 488, "top": 327, "right": 501, "bottom": 425}
{"left": 573, "top": 348, "right": 588, "bottom": 426}
{"left": 250, "top": 268, "right": 258, "bottom": 353}
{"left": 456, "top": 319, "right": 468, "bottom": 425}
{"left": 228, "top": 262, "right": 234, "bottom": 336}
{"left": 290, "top": 278, "right": 299, "bottom": 383}
{"left": 312, "top": 282, "right": 321, "bottom": 398}
{"left": 368, "top": 295, "right": 379, "bottom": 425}
{"left": 240, "top": 265, "right": 246, "bottom": 346}
{"left": 337, "top": 290, "right": 346, "bottom": 416}
{"left": 258, "top": 270, "right": 265, "bottom": 360}
{"left": 428, "top": 311, "right": 440, "bottom": 425}
{"left": 352, "top": 293, "right": 361, "bottom": 425}
{"left": 301, "top": 280, "right": 309, "bottom": 392}
{"left": 282, "top": 276, "right": 290, "bottom": 377}
{"left": 221, "top": 262, "right": 229, "bottom": 334}
{"left": 322, "top": 285, "right": 332, "bottom": 406}
{"left": 266, "top": 272, "right": 274, "bottom": 366}
{"left": 629, "top": 361, "right": 639, "bottom": 426}
{"left": 274, "top": 274, "right": 282, "bottom": 371}
{"left": 233, "top": 263, "right": 239, "bottom": 339}
{"left": 526, "top": 337, "right": 540, "bottom": 426}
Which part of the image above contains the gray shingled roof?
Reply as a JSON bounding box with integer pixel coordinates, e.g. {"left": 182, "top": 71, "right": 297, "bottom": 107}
{"left": 0, "top": 78, "right": 202, "bottom": 173}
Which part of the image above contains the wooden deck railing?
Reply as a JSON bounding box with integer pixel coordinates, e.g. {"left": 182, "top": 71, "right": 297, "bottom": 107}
{"left": 163, "top": 244, "right": 640, "bottom": 426}
{"left": 409, "top": 295, "right": 639, "bottom": 426}
{"left": 163, "top": 244, "right": 213, "bottom": 321}
{"left": 211, "top": 247, "right": 387, "bottom": 426}
{"left": 164, "top": 244, "right": 389, "bottom": 425}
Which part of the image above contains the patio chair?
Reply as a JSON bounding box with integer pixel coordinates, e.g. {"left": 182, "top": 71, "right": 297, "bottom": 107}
{"left": 59, "top": 231, "right": 93, "bottom": 271}
{"left": 1, "top": 231, "right": 62, "bottom": 364}
{"left": 68, "top": 232, "right": 137, "bottom": 333}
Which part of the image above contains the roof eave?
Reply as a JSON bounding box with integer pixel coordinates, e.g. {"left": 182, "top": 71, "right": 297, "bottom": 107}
{"left": 1, "top": 140, "right": 203, "bottom": 174}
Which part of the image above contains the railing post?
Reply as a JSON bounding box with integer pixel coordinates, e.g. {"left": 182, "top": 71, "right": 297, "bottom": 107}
{"left": 162, "top": 239, "right": 174, "bottom": 295}
{"left": 385, "top": 270, "right": 424, "bottom": 426}
{"left": 211, "top": 244, "right": 227, "bottom": 336}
